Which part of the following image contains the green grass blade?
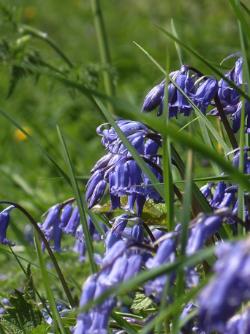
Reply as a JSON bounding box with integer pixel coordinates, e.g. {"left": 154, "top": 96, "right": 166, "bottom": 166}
{"left": 138, "top": 113, "right": 250, "bottom": 192}
{"left": 140, "top": 277, "right": 209, "bottom": 334}
{"left": 232, "top": 0, "right": 250, "bottom": 223}
{"left": 174, "top": 150, "right": 193, "bottom": 305}
{"left": 57, "top": 126, "right": 97, "bottom": 273}
{"left": 20, "top": 24, "right": 74, "bottom": 68}
{"left": 78, "top": 246, "right": 215, "bottom": 313}
{"left": 171, "top": 19, "right": 184, "bottom": 65}
{"left": 180, "top": 150, "right": 193, "bottom": 254}
{"left": 34, "top": 231, "right": 67, "bottom": 334}
{"left": 162, "top": 52, "right": 174, "bottom": 229}
{"left": 90, "top": 0, "right": 115, "bottom": 114}
{"left": 111, "top": 312, "right": 138, "bottom": 334}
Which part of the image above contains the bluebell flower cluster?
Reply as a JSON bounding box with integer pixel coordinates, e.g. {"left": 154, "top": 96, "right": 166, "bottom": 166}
{"left": 74, "top": 218, "right": 145, "bottom": 334}
{"left": 2, "top": 53, "right": 250, "bottom": 334}
{"left": 198, "top": 238, "right": 250, "bottom": 332}
{"left": 143, "top": 57, "right": 250, "bottom": 133}
{"left": 201, "top": 148, "right": 250, "bottom": 218}
{"left": 142, "top": 65, "right": 218, "bottom": 117}
{"left": 38, "top": 202, "right": 105, "bottom": 259}
{"left": 86, "top": 120, "right": 163, "bottom": 216}
{"left": 212, "top": 57, "right": 250, "bottom": 133}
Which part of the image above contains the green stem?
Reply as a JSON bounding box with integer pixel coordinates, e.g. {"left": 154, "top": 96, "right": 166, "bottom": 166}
{"left": 90, "top": 0, "right": 115, "bottom": 113}
{"left": 214, "top": 94, "right": 238, "bottom": 149}
{"left": 19, "top": 25, "right": 74, "bottom": 68}
{"left": 34, "top": 231, "right": 67, "bottom": 334}
{"left": 57, "top": 127, "right": 97, "bottom": 273}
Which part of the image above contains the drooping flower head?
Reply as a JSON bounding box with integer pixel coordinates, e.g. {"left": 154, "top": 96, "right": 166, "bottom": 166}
{"left": 0, "top": 206, "right": 15, "bottom": 245}
{"left": 86, "top": 120, "right": 163, "bottom": 215}
{"left": 198, "top": 237, "right": 250, "bottom": 332}
{"left": 212, "top": 57, "right": 250, "bottom": 133}
{"left": 142, "top": 65, "right": 218, "bottom": 117}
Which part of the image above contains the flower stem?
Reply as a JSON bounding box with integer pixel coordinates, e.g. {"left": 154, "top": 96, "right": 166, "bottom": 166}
{"left": 214, "top": 94, "right": 238, "bottom": 149}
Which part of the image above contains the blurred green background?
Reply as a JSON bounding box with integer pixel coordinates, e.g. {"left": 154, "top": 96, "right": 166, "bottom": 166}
{"left": 0, "top": 0, "right": 242, "bottom": 214}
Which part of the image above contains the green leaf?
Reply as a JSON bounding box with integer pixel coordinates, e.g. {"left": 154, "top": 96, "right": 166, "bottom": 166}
{"left": 131, "top": 293, "right": 154, "bottom": 313}
{"left": 30, "top": 323, "right": 50, "bottom": 334}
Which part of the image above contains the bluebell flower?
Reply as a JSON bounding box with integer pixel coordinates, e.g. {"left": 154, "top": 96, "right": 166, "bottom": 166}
{"left": 142, "top": 80, "right": 165, "bottom": 114}
{"left": 201, "top": 148, "right": 250, "bottom": 222}
{"left": 97, "top": 120, "right": 161, "bottom": 156}
{"left": 86, "top": 121, "right": 163, "bottom": 215}
{"left": 217, "top": 58, "right": 243, "bottom": 113}
{"left": 198, "top": 238, "right": 250, "bottom": 332}
{"left": 144, "top": 238, "right": 176, "bottom": 302}
{"left": 39, "top": 202, "right": 104, "bottom": 256}
{"left": 180, "top": 303, "right": 207, "bottom": 334}
{"left": 63, "top": 206, "right": 80, "bottom": 235}
{"left": 74, "top": 237, "right": 144, "bottom": 334}
{"left": 0, "top": 206, "right": 14, "bottom": 245}
{"left": 192, "top": 77, "right": 218, "bottom": 113}
{"left": 187, "top": 214, "right": 223, "bottom": 256}
{"left": 59, "top": 203, "right": 73, "bottom": 228}
{"left": 211, "top": 57, "right": 250, "bottom": 133}
{"left": 142, "top": 65, "right": 217, "bottom": 117}
{"left": 224, "top": 308, "right": 250, "bottom": 334}
{"left": 73, "top": 226, "right": 86, "bottom": 262}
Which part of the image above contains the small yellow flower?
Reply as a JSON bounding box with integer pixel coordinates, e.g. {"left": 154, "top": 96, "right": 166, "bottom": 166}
{"left": 23, "top": 6, "right": 37, "bottom": 20}
{"left": 14, "top": 126, "right": 32, "bottom": 142}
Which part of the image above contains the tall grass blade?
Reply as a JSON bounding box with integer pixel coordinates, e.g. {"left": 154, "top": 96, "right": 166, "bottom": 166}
{"left": 90, "top": 0, "right": 115, "bottom": 113}
{"left": 162, "top": 52, "right": 174, "bottom": 229}
{"left": 34, "top": 231, "right": 67, "bottom": 334}
{"left": 57, "top": 126, "right": 97, "bottom": 273}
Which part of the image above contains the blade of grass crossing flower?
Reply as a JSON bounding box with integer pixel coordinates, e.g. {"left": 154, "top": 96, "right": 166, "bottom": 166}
{"left": 140, "top": 277, "right": 210, "bottom": 334}
{"left": 78, "top": 246, "right": 215, "bottom": 314}
{"left": 169, "top": 78, "right": 230, "bottom": 152}
{"left": 111, "top": 312, "right": 138, "bottom": 334}
{"left": 57, "top": 126, "right": 97, "bottom": 273}
{"left": 233, "top": 0, "right": 250, "bottom": 223}
{"left": 34, "top": 231, "right": 67, "bottom": 334}
{"left": 180, "top": 150, "right": 193, "bottom": 254}
{"left": 138, "top": 113, "right": 250, "bottom": 192}
{"left": 133, "top": 41, "right": 230, "bottom": 152}
{"left": 174, "top": 150, "right": 193, "bottom": 306}
{"left": 162, "top": 52, "right": 174, "bottom": 229}
{"left": 92, "top": 98, "right": 165, "bottom": 199}
{"left": 157, "top": 26, "right": 250, "bottom": 101}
